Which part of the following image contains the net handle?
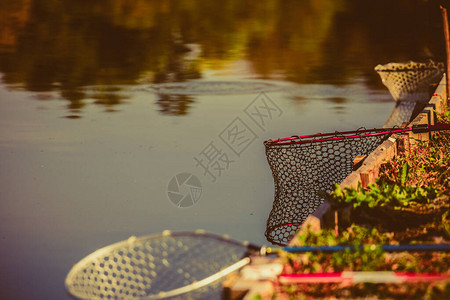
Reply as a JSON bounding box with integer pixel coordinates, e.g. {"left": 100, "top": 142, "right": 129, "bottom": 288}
{"left": 146, "top": 257, "right": 251, "bottom": 299}
{"left": 266, "top": 124, "right": 450, "bottom": 145}
{"left": 279, "top": 272, "right": 450, "bottom": 284}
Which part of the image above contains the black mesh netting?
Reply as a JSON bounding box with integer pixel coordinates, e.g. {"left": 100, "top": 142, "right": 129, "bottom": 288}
{"left": 65, "top": 231, "right": 253, "bottom": 299}
{"left": 264, "top": 129, "right": 395, "bottom": 246}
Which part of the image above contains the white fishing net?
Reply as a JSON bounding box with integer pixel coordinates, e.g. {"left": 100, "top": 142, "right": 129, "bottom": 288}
{"left": 375, "top": 60, "right": 444, "bottom": 102}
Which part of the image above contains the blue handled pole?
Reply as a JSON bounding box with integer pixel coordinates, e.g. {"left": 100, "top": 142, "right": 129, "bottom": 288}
{"left": 265, "top": 243, "right": 450, "bottom": 254}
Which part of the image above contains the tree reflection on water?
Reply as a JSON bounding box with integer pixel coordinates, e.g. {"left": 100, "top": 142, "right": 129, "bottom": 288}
{"left": 0, "top": 0, "right": 445, "bottom": 115}
{"left": 156, "top": 94, "right": 194, "bottom": 116}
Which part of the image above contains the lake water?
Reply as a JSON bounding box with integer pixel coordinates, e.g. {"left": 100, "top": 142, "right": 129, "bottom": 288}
{"left": 0, "top": 0, "right": 445, "bottom": 299}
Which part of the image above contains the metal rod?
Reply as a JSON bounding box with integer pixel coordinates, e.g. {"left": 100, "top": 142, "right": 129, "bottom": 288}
{"left": 266, "top": 243, "right": 450, "bottom": 254}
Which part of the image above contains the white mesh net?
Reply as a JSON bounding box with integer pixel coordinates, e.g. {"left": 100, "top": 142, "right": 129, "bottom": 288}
{"left": 375, "top": 60, "right": 444, "bottom": 102}
{"left": 65, "top": 232, "right": 251, "bottom": 299}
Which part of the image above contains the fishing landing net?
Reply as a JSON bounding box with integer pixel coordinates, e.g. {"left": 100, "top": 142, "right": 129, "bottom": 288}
{"left": 65, "top": 231, "right": 255, "bottom": 300}
{"left": 374, "top": 60, "right": 443, "bottom": 102}
{"left": 264, "top": 129, "right": 395, "bottom": 246}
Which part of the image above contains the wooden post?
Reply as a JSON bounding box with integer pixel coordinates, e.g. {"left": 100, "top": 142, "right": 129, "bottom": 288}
{"left": 441, "top": 6, "right": 450, "bottom": 97}
{"left": 334, "top": 210, "right": 339, "bottom": 237}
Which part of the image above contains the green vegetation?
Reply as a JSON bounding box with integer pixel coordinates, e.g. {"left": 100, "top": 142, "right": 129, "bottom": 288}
{"left": 328, "top": 182, "right": 446, "bottom": 236}
{"left": 379, "top": 133, "right": 449, "bottom": 192}
{"left": 331, "top": 181, "right": 439, "bottom": 210}
{"left": 286, "top": 226, "right": 391, "bottom": 273}
{"left": 278, "top": 226, "right": 449, "bottom": 300}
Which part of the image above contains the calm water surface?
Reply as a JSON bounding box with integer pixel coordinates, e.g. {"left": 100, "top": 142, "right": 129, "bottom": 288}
{"left": 0, "top": 0, "right": 445, "bottom": 299}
